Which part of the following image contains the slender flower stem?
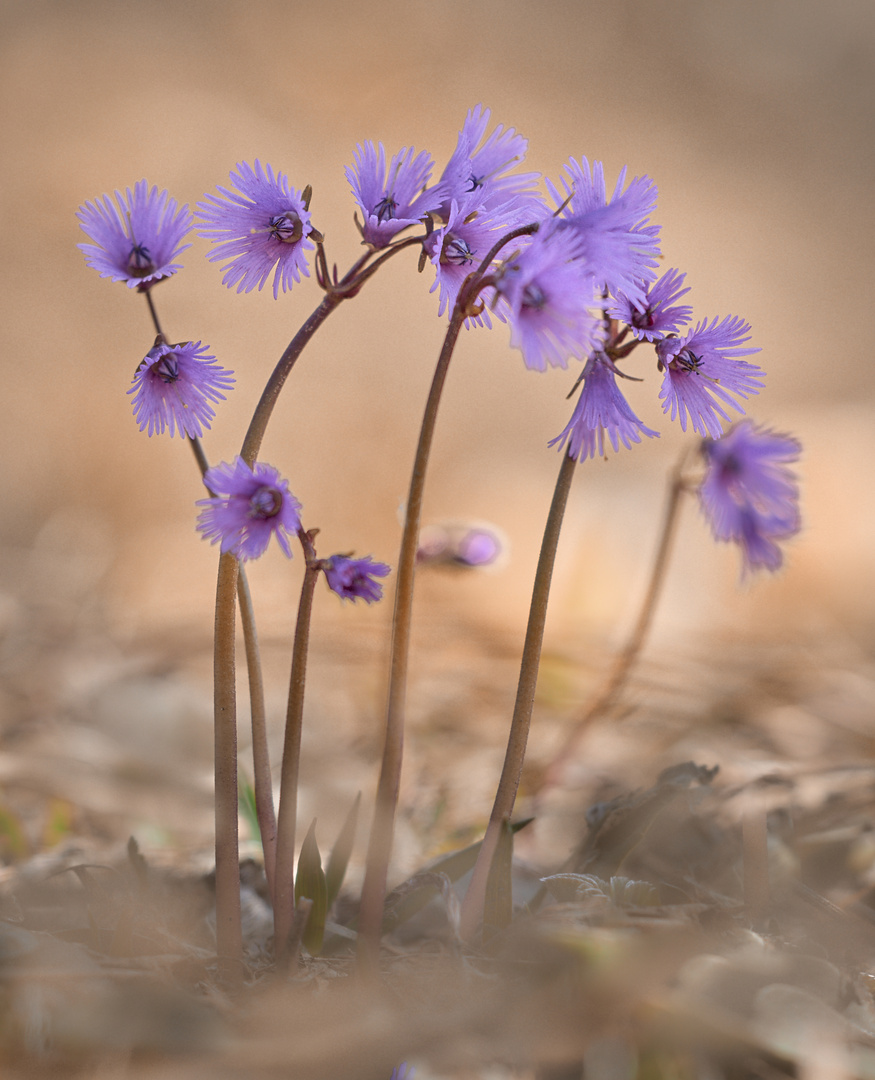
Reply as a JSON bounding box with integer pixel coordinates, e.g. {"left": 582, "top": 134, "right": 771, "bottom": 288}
{"left": 214, "top": 550, "right": 243, "bottom": 986}
{"left": 143, "top": 288, "right": 164, "bottom": 338}
{"left": 357, "top": 301, "right": 468, "bottom": 967}
{"left": 273, "top": 530, "right": 320, "bottom": 956}
{"left": 459, "top": 450, "right": 578, "bottom": 942}
{"left": 237, "top": 569, "right": 277, "bottom": 901}
{"left": 356, "top": 223, "right": 542, "bottom": 968}
{"left": 536, "top": 455, "right": 689, "bottom": 795}
{"left": 210, "top": 245, "right": 423, "bottom": 972}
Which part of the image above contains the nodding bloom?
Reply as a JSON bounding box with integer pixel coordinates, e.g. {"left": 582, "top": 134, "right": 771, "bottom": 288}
{"left": 196, "top": 161, "right": 315, "bottom": 299}
{"left": 495, "top": 226, "right": 603, "bottom": 372}
{"left": 322, "top": 555, "right": 391, "bottom": 603}
{"left": 656, "top": 315, "right": 765, "bottom": 439}
{"left": 549, "top": 352, "right": 659, "bottom": 461}
{"left": 346, "top": 142, "right": 442, "bottom": 248}
{"left": 435, "top": 104, "right": 543, "bottom": 222}
{"left": 547, "top": 157, "right": 660, "bottom": 304}
{"left": 77, "top": 180, "right": 193, "bottom": 289}
{"left": 416, "top": 522, "right": 505, "bottom": 568}
{"left": 698, "top": 421, "right": 801, "bottom": 575}
{"left": 610, "top": 267, "right": 693, "bottom": 342}
{"left": 128, "top": 340, "right": 234, "bottom": 438}
{"left": 196, "top": 457, "right": 302, "bottom": 561}
{"left": 422, "top": 194, "right": 512, "bottom": 327}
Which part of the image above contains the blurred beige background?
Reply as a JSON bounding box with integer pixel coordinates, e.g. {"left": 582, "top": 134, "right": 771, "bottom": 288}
{"left": 0, "top": 0, "right": 873, "bottom": 851}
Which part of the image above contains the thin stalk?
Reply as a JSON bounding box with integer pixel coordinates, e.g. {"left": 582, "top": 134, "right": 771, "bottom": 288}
{"left": 537, "top": 457, "right": 689, "bottom": 795}
{"left": 273, "top": 531, "right": 320, "bottom": 957}
{"left": 141, "top": 289, "right": 273, "bottom": 963}
{"left": 143, "top": 288, "right": 164, "bottom": 338}
{"left": 356, "top": 223, "right": 541, "bottom": 968}
{"left": 237, "top": 568, "right": 277, "bottom": 902}
{"left": 356, "top": 302, "right": 467, "bottom": 967}
{"left": 459, "top": 450, "right": 578, "bottom": 942}
{"left": 213, "top": 550, "right": 243, "bottom": 986}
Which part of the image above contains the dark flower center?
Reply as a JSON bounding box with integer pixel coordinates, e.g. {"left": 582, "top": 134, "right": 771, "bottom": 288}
{"left": 249, "top": 486, "right": 282, "bottom": 519}
{"left": 676, "top": 349, "right": 704, "bottom": 373}
{"left": 268, "top": 212, "right": 304, "bottom": 244}
{"left": 151, "top": 352, "right": 180, "bottom": 382}
{"left": 466, "top": 173, "right": 484, "bottom": 192}
{"left": 373, "top": 194, "right": 398, "bottom": 223}
{"left": 441, "top": 235, "right": 474, "bottom": 266}
{"left": 127, "top": 243, "right": 156, "bottom": 277}
{"left": 521, "top": 283, "right": 547, "bottom": 311}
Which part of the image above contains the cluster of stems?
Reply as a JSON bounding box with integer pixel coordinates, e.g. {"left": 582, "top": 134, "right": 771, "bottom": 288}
{"left": 146, "top": 217, "right": 699, "bottom": 987}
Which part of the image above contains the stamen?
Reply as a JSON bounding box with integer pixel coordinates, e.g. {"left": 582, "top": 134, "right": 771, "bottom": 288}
{"left": 521, "top": 283, "right": 547, "bottom": 311}
{"left": 127, "top": 243, "right": 156, "bottom": 277}
{"left": 268, "top": 212, "right": 303, "bottom": 244}
{"left": 374, "top": 194, "right": 397, "bottom": 223}
{"left": 151, "top": 352, "right": 180, "bottom": 382}
{"left": 441, "top": 235, "right": 474, "bottom": 267}
{"left": 675, "top": 349, "right": 704, "bottom": 373}
{"left": 249, "top": 486, "right": 282, "bottom": 519}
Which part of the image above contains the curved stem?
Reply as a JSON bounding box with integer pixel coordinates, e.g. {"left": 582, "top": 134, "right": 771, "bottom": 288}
{"left": 240, "top": 293, "right": 343, "bottom": 467}
{"left": 356, "top": 302, "right": 467, "bottom": 967}
{"left": 143, "top": 288, "right": 164, "bottom": 338}
{"left": 459, "top": 449, "right": 578, "bottom": 942}
{"left": 213, "top": 550, "right": 243, "bottom": 985}
{"left": 537, "top": 455, "right": 689, "bottom": 795}
{"left": 273, "top": 530, "right": 320, "bottom": 956}
{"left": 237, "top": 568, "right": 277, "bottom": 902}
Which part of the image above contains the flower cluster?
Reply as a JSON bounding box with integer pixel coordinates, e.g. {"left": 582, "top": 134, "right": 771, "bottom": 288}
{"left": 77, "top": 103, "right": 799, "bottom": 577}
{"left": 698, "top": 421, "right": 801, "bottom": 575}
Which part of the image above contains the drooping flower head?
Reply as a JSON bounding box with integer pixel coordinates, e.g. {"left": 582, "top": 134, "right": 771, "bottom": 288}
{"left": 610, "top": 267, "right": 693, "bottom": 342}
{"left": 196, "top": 161, "right": 315, "bottom": 299}
{"left": 422, "top": 194, "right": 515, "bottom": 328}
{"left": 346, "top": 142, "right": 442, "bottom": 248}
{"left": 549, "top": 352, "right": 659, "bottom": 462}
{"left": 128, "top": 340, "right": 234, "bottom": 438}
{"left": 495, "top": 226, "right": 603, "bottom": 371}
{"left": 698, "top": 421, "right": 801, "bottom": 575}
{"left": 547, "top": 158, "right": 660, "bottom": 304}
{"left": 322, "top": 555, "right": 391, "bottom": 603}
{"left": 196, "top": 457, "right": 302, "bottom": 561}
{"left": 77, "top": 180, "right": 193, "bottom": 289}
{"left": 416, "top": 522, "right": 505, "bottom": 569}
{"left": 435, "top": 104, "right": 543, "bottom": 222}
{"left": 656, "top": 315, "right": 765, "bottom": 439}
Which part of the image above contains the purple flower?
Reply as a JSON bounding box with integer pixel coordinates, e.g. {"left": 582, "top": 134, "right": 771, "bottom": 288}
{"left": 496, "top": 226, "right": 603, "bottom": 371}
{"left": 656, "top": 315, "right": 765, "bottom": 439}
{"left": 435, "top": 104, "right": 543, "bottom": 221}
{"left": 549, "top": 353, "right": 659, "bottom": 461}
{"left": 196, "top": 457, "right": 302, "bottom": 561}
{"left": 196, "top": 162, "right": 315, "bottom": 299}
{"left": 322, "top": 555, "right": 391, "bottom": 603}
{"left": 547, "top": 158, "right": 660, "bottom": 303}
{"left": 390, "top": 1066, "right": 415, "bottom": 1080}
{"left": 416, "top": 522, "right": 505, "bottom": 568}
{"left": 77, "top": 180, "right": 193, "bottom": 289}
{"left": 346, "top": 142, "right": 442, "bottom": 248}
{"left": 128, "top": 341, "right": 234, "bottom": 438}
{"left": 422, "top": 195, "right": 511, "bottom": 327}
{"left": 699, "top": 421, "right": 801, "bottom": 574}
{"left": 610, "top": 267, "right": 693, "bottom": 342}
